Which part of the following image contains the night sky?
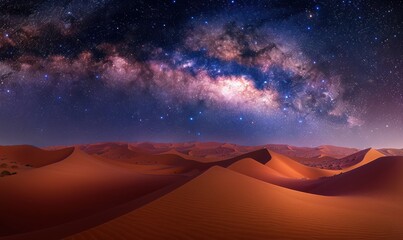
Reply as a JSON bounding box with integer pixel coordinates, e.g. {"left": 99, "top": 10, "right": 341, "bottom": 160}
{"left": 0, "top": 0, "right": 402, "bottom": 148}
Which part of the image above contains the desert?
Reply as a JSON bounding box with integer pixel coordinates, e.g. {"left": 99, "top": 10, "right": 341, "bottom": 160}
{"left": 1, "top": 142, "right": 402, "bottom": 239}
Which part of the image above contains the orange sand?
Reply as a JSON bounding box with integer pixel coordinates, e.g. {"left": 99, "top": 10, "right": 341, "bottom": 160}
{"left": 1, "top": 143, "right": 402, "bottom": 240}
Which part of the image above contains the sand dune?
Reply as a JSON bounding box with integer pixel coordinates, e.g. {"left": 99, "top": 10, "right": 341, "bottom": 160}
{"left": 0, "top": 148, "right": 187, "bottom": 237}
{"left": 378, "top": 148, "right": 403, "bottom": 156}
{"left": 81, "top": 142, "right": 401, "bottom": 167}
{"left": 340, "top": 148, "right": 385, "bottom": 170}
{"left": 68, "top": 166, "right": 403, "bottom": 240}
{"left": 82, "top": 144, "right": 271, "bottom": 175}
{"left": 264, "top": 144, "right": 358, "bottom": 159}
{"left": 265, "top": 150, "right": 338, "bottom": 179}
{"left": 290, "top": 148, "right": 385, "bottom": 170}
{"left": 211, "top": 148, "right": 271, "bottom": 167}
{"left": 81, "top": 143, "right": 204, "bottom": 175}
{"left": 306, "top": 156, "right": 403, "bottom": 200}
{"left": 229, "top": 157, "right": 286, "bottom": 179}
{"left": 0, "top": 145, "right": 74, "bottom": 168}
{"left": 228, "top": 155, "right": 403, "bottom": 199}
{"left": 228, "top": 158, "right": 316, "bottom": 191}
{"left": 83, "top": 142, "right": 403, "bottom": 164}
{"left": 81, "top": 142, "right": 148, "bottom": 159}
{"left": 150, "top": 142, "right": 255, "bottom": 161}
{"left": 124, "top": 142, "right": 359, "bottom": 161}
{"left": 230, "top": 152, "right": 403, "bottom": 201}
{"left": 315, "top": 145, "right": 360, "bottom": 158}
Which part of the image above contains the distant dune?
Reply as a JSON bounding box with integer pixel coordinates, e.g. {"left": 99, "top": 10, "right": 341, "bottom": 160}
{"left": 291, "top": 147, "right": 385, "bottom": 170}
{"left": 1, "top": 142, "right": 402, "bottom": 239}
{"left": 82, "top": 142, "right": 361, "bottom": 162}
{"left": 0, "top": 145, "right": 74, "bottom": 167}
{"left": 264, "top": 150, "right": 338, "bottom": 179}
{"left": 0, "top": 145, "right": 74, "bottom": 176}
{"left": 336, "top": 148, "right": 385, "bottom": 170}
{"left": 378, "top": 148, "right": 403, "bottom": 156}
{"left": 263, "top": 144, "right": 359, "bottom": 159}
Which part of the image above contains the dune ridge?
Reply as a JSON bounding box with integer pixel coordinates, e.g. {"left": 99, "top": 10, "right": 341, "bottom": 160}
{"left": 340, "top": 148, "right": 385, "bottom": 171}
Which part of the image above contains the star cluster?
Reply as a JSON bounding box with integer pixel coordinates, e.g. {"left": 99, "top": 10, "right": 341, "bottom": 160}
{"left": 0, "top": 0, "right": 402, "bottom": 148}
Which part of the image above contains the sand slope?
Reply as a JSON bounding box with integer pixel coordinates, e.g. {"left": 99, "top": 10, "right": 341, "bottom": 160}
{"left": 68, "top": 166, "right": 403, "bottom": 240}
{"left": 265, "top": 150, "right": 338, "bottom": 179}
{"left": 340, "top": 148, "right": 385, "bottom": 171}
{"left": 307, "top": 156, "right": 403, "bottom": 200}
{"left": 0, "top": 148, "right": 187, "bottom": 237}
{"left": 0, "top": 145, "right": 74, "bottom": 167}
{"left": 228, "top": 158, "right": 317, "bottom": 191}
{"left": 229, "top": 156, "right": 403, "bottom": 200}
{"left": 229, "top": 158, "right": 287, "bottom": 179}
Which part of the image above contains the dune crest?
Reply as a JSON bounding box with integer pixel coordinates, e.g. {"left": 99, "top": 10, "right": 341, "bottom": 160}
{"left": 265, "top": 150, "right": 338, "bottom": 179}
{"left": 339, "top": 148, "right": 385, "bottom": 171}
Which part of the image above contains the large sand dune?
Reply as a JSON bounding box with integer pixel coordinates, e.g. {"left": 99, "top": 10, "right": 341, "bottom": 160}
{"left": 68, "top": 166, "right": 403, "bottom": 240}
{"left": 0, "top": 148, "right": 187, "bottom": 237}
{"left": 307, "top": 156, "right": 403, "bottom": 199}
{"left": 229, "top": 155, "right": 403, "bottom": 200}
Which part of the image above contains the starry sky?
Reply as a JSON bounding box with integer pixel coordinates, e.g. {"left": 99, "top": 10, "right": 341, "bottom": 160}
{"left": 0, "top": 0, "right": 402, "bottom": 148}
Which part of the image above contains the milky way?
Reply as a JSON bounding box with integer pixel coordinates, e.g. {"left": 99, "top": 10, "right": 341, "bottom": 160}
{"left": 0, "top": 0, "right": 402, "bottom": 147}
